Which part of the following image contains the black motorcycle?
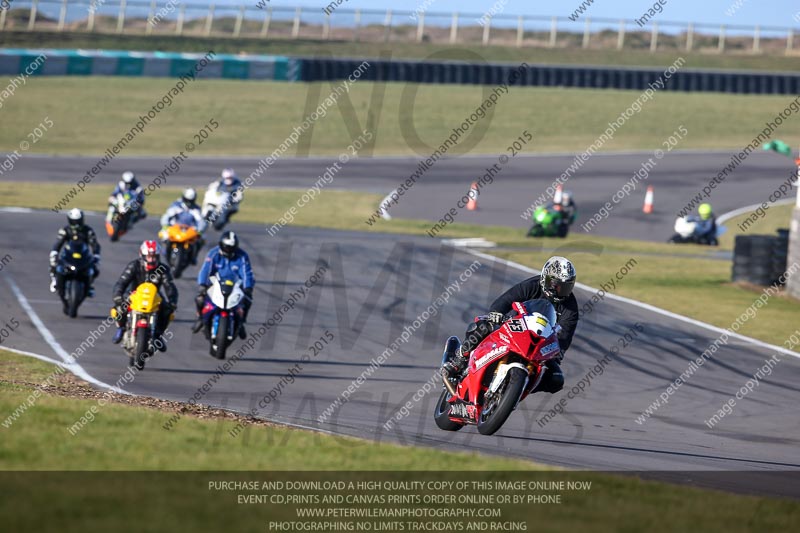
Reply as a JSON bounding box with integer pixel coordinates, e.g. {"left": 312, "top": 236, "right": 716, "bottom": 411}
{"left": 55, "top": 241, "right": 94, "bottom": 318}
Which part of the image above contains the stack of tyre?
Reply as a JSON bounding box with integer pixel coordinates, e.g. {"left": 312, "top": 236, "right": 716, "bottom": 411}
{"left": 732, "top": 229, "right": 790, "bottom": 286}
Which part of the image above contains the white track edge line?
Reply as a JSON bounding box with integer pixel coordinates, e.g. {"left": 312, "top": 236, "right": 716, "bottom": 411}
{"left": 459, "top": 247, "right": 800, "bottom": 361}
{"left": 5, "top": 276, "right": 128, "bottom": 394}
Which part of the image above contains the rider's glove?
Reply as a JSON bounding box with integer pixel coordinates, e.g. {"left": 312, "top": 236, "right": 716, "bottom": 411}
{"left": 49, "top": 251, "right": 58, "bottom": 267}
{"left": 487, "top": 311, "right": 504, "bottom": 325}
{"left": 113, "top": 295, "right": 124, "bottom": 306}
{"left": 93, "top": 255, "right": 101, "bottom": 265}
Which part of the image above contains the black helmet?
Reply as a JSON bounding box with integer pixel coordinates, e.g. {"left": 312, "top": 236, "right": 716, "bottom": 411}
{"left": 219, "top": 231, "right": 239, "bottom": 257}
{"left": 540, "top": 256, "right": 576, "bottom": 303}
{"left": 67, "top": 208, "right": 84, "bottom": 229}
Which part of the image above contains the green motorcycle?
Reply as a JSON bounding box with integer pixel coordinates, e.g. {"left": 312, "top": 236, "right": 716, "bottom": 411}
{"left": 527, "top": 204, "right": 570, "bottom": 238}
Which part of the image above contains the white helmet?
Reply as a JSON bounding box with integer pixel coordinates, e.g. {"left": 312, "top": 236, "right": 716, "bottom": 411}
{"left": 221, "top": 168, "right": 236, "bottom": 185}
{"left": 67, "top": 208, "right": 84, "bottom": 227}
{"left": 122, "top": 171, "right": 135, "bottom": 184}
{"left": 182, "top": 188, "right": 197, "bottom": 203}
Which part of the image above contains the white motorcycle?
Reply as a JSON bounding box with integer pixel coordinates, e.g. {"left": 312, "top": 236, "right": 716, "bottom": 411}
{"left": 201, "top": 274, "right": 246, "bottom": 359}
{"left": 201, "top": 187, "right": 237, "bottom": 231}
{"left": 668, "top": 216, "right": 719, "bottom": 246}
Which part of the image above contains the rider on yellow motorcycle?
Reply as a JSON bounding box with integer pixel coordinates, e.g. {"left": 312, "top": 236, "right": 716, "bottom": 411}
{"left": 111, "top": 240, "right": 178, "bottom": 351}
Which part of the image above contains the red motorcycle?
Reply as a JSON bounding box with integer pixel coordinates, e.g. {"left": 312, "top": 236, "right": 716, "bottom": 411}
{"left": 435, "top": 299, "right": 562, "bottom": 435}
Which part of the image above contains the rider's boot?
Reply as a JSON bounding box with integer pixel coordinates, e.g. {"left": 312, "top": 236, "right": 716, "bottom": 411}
{"left": 441, "top": 336, "right": 467, "bottom": 381}
{"left": 192, "top": 317, "right": 204, "bottom": 334}
{"left": 49, "top": 275, "right": 57, "bottom": 293}
{"left": 112, "top": 327, "right": 125, "bottom": 344}
{"left": 238, "top": 322, "right": 247, "bottom": 340}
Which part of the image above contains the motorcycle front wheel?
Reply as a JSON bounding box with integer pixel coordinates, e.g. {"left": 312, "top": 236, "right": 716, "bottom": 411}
{"left": 433, "top": 389, "right": 464, "bottom": 431}
{"left": 477, "top": 367, "right": 527, "bottom": 436}
{"left": 67, "top": 279, "right": 82, "bottom": 318}
{"left": 133, "top": 327, "right": 150, "bottom": 370}
{"left": 211, "top": 314, "right": 229, "bottom": 360}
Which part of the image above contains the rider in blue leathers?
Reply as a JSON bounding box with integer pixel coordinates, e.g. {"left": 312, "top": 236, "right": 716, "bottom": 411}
{"left": 192, "top": 231, "right": 255, "bottom": 339}
{"left": 109, "top": 171, "right": 146, "bottom": 223}
{"left": 160, "top": 188, "right": 207, "bottom": 264}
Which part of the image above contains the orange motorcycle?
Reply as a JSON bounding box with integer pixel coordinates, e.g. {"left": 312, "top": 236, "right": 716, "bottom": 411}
{"left": 158, "top": 224, "right": 200, "bottom": 279}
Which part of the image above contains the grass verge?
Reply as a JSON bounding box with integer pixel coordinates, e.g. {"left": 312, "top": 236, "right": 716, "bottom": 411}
{"left": 4, "top": 77, "right": 800, "bottom": 156}
{"left": 2, "top": 181, "right": 798, "bottom": 348}
{"left": 1, "top": 350, "right": 798, "bottom": 533}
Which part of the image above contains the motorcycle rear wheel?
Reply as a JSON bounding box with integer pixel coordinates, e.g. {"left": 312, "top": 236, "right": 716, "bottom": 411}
{"left": 477, "top": 367, "right": 527, "bottom": 436}
{"left": 433, "top": 389, "right": 464, "bottom": 431}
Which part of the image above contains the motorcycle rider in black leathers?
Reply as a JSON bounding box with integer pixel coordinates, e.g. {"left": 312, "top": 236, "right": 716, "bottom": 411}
{"left": 443, "top": 256, "right": 579, "bottom": 394}
{"left": 49, "top": 208, "right": 101, "bottom": 298}
{"left": 111, "top": 240, "right": 178, "bottom": 352}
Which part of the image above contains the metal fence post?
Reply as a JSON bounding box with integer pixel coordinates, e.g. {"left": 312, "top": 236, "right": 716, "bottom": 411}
{"left": 617, "top": 19, "right": 625, "bottom": 49}
{"left": 88, "top": 0, "right": 95, "bottom": 32}
{"left": 117, "top": 0, "right": 127, "bottom": 34}
{"left": 650, "top": 22, "right": 658, "bottom": 52}
{"left": 234, "top": 5, "right": 244, "bottom": 37}
{"left": 416, "top": 12, "right": 424, "bottom": 42}
{"left": 383, "top": 9, "right": 392, "bottom": 42}
{"left": 549, "top": 16, "right": 557, "bottom": 48}
{"left": 28, "top": 0, "right": 39, "bottom": 31}
{"left": 718, "top": 25, "right": 726, "bottom": 53}
{"left": 176, "top": 4, "right": 185, "bottom": 36}
{"left": 582, "top": 17, "right": 591, "bottom": 48}
{"left": 787, "top": 29, "right": 794, "bottom": 53}
{"left": 57, "top": 0, "right": 67, "bottom": 32}
{"left": 482, "top": 17, "right": 491, "bottom": 45}
{"left": 261, "top": 7, "right": 272, "bottom": 38}
{"left": 322, "top": 12, "right": 330, "bottom": 39}
{"left": 146, "top": 0, "right": 156, "bottom": 35}
{"left": 0, "top": 8, "right": 6, "bottom": 31}
{"left": 292, "top": 6, "right": 301, "bottom": 39}
{"left": 205, "top": 4, "right": 215, "bottom": 36}
{"left": 686, "top": 22, "right": 693, "bottom": 51}
{"left": 449, "top": 12, "right": 458, "bottom": 44}
{"left": 753, "top": 25, "right": 760, "bottom": 53}
{"left": 353, "top": 9, "right": 360, "bottom": 41}
{"left": 516, "top": 16, "right": 524, "bottom": 47}
{"left": 786, "top": 151, "right": 800, "bottom": 299}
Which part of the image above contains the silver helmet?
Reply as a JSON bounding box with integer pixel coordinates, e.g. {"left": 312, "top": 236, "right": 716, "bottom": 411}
{"left": 540, "top": 256, "right": 576, "bottom": 303}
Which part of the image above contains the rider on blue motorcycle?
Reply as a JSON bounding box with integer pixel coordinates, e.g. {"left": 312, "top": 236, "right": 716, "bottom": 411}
{"left": 192, "top": 231, "right": 254, "bottom": 339}
{"left": 49, "top": 208, "right": 101, "bottom": 297}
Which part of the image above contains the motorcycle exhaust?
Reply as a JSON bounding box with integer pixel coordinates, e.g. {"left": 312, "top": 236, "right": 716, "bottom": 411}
{"left": 440, "top": 368, "right": 458, "bottom": 397}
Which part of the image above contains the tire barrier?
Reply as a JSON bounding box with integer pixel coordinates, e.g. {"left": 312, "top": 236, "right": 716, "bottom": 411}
{"left": 2, "top": 49, "right": 799, "bottom": 94}
{"left": 0, "top": 49, "right": 300, "bottom": 81}
{"left": 732, "top": 230, "right": 790, "bottom": 286}
{"left": 299, "top": 57, "right": 800, "bottom": 95}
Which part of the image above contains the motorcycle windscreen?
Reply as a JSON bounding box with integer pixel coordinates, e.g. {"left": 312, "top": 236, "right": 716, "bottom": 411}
{"left": 518, "top": 299, "right": 557, "bottom": 337}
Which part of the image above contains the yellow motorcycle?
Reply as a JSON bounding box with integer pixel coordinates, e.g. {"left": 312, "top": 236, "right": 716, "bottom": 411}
{"left": 111, "top": 282, "right": 167, "bottom": 370}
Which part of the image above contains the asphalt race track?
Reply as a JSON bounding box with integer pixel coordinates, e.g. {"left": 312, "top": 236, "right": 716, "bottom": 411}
{"left": 1, "top": 210, "right": 799, "bottom": 498}
{"left": 8, "top": 150, "right": 798, "bottom": 241}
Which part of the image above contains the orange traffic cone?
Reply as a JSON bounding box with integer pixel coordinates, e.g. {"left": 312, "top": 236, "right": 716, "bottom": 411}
{"left": 553, "top": 184, "right": 563, "bottom": 205}
{"left": 466, "top": 182, "right": 479, "bottom": 211}
{"left": 643, "top": 186, "right": 654, "bottom": 214}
